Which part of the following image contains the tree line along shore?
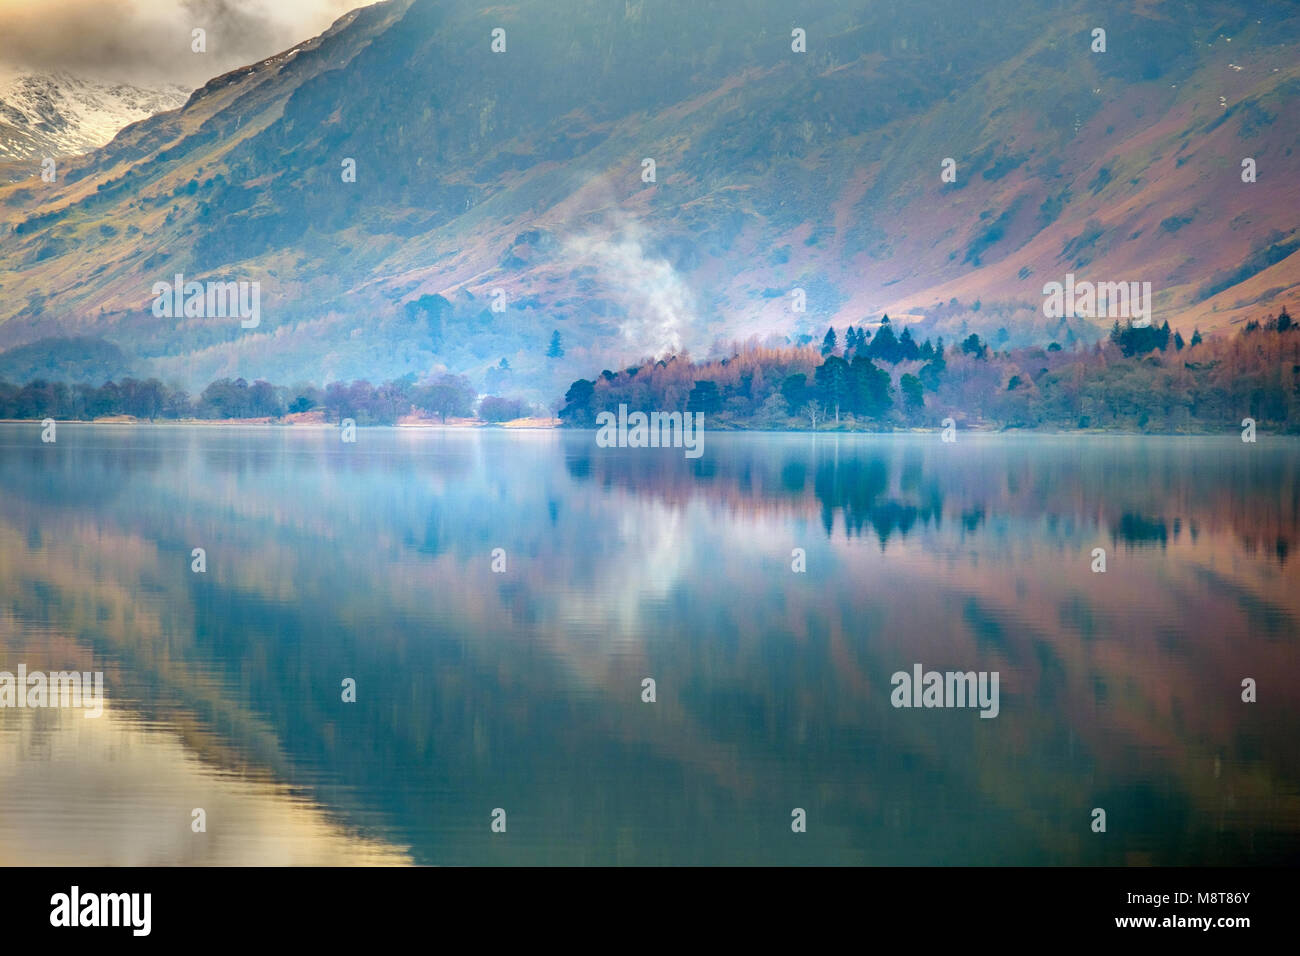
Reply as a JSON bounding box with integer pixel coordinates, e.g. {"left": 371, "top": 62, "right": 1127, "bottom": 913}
{"left": 2, "top": 309, "right": 1297, "bottom": 433}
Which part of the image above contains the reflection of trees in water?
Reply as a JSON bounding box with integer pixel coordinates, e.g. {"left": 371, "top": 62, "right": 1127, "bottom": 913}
{"left": 813, "top": 455, "right": 945, "bottom": 544}
{"left": 566, "top": 442, "right": 949, "bottom": 548}
{"left": 565, "top": 435, "right": 1300, "bottom": 562}
{"left": 1113, "top": 512, "right": 1169, "bottom": 547}
{"left": 1111, "top": 511, "right": 1293, "bottom": 566}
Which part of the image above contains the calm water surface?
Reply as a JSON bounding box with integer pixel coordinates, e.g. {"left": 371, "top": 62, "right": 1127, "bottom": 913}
{"left": 1, "top": 424, "right": 1296, "bottom": 864}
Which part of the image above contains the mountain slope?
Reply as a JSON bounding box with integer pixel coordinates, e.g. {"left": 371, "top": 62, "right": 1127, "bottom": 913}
{"left": 0, "top": 0, "right": 1297, "bottom": 397}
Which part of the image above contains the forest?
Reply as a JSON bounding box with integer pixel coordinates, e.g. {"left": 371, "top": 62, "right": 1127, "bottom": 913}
{"left": 559, "top": 308, "right": 1300, "bottom": 433}
{"left": 1, "top": 308, "right": 1296, "bottom": 433}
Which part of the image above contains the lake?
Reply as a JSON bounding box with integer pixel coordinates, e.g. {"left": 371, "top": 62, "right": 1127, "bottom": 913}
{"left": 1, "top": 424, "right": 1296, "bottom": 865}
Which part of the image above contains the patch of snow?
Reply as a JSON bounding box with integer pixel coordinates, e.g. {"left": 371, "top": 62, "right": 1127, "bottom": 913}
{"left": 0, "top": 68, "right": 190, "bottom": 160}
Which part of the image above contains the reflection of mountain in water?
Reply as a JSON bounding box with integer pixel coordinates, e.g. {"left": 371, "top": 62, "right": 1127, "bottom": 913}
{"left": 1, "top": 427, "right": 1298, "bottom": 864}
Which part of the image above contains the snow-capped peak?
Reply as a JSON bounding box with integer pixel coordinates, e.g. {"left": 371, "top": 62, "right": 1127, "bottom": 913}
{"left": 0, "top": 68, "right": 190, "bottom": 162}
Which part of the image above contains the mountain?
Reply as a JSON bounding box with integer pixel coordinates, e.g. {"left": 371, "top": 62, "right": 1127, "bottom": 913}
{"left": 0, "top": 69, "right": 188, "bottom": 182}
{"left": 0, "top": 0, "right": 1297, "bottom": 401}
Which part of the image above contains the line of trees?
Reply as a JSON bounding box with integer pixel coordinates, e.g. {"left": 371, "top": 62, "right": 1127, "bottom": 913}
{"left": 0, "top": 372, "right": 540, "bottom": 425}
{"left": 6, "top": 307, "right": 1294, "bottom": 432}
{"left": 560, "top": 307, "right": 1300, "bottom": 432}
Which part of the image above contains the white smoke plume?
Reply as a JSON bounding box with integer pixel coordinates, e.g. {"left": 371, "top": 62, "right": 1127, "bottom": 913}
{"left": 561, "top": 216, "right": 700, "bottom": 360}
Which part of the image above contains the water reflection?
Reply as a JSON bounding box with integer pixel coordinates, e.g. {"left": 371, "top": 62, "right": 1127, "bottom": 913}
{"left": 0, "top": 425, "right": 1296, "bottom": 865}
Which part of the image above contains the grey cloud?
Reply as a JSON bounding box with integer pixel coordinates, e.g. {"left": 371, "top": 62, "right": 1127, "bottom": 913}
{"left": 0, "top": 0, "right": 371, "bottom": 87}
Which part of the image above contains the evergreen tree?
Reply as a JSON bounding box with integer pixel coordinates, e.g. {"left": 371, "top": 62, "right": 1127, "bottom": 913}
{"left": 559, "top": 379, "right": 595, "bottom": 425}
{"left": 547, "top": 330, "right": 564, "bottom": 358}
{"left": 815, "top": 355, "right": 850, "bottom": 422}
{"left": 898, "top": 327, "right": 920, "bottom": 361}
{"left": 781, "top": 373, "right": 810, "bottom": 408}
{"left": 868, "top": 322, "right": 899, "bottom": 363}
{"left": 1112, "top": 320, "right": 1172, "bottom": 357}
{"left": 849, "top": 354, "right": 893, "bottom": 417}
{"left": 687, "top": 380, "right": 722, "bottom": 414}
{"left": 900, "top": 373, "right": 924, "bottom": 411}
{"left": 1190, "top": 328, "right": 1202, "bottom": 347}
{"left": 960, "top": 333, "right": 988, "bottom": 360}
{"left": 821, "top": 326, "right": 838, "bottom": 357}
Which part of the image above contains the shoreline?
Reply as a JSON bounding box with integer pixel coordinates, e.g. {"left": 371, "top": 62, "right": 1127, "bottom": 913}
{"left": 0, "top": 418, "right": 1283, "bottom": 437}
{"left": 0, "top": 415, "right": 562, "bottom": 429}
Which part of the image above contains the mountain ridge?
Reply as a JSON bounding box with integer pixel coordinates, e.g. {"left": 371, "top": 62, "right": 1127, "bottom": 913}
{"left": 0, "top": 0, "right": 1297, "bottom": 400}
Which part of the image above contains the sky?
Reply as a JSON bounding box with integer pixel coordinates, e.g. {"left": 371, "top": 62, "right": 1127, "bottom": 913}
{"left": 0, "top": 0, "right": 380, "bottom": 87}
